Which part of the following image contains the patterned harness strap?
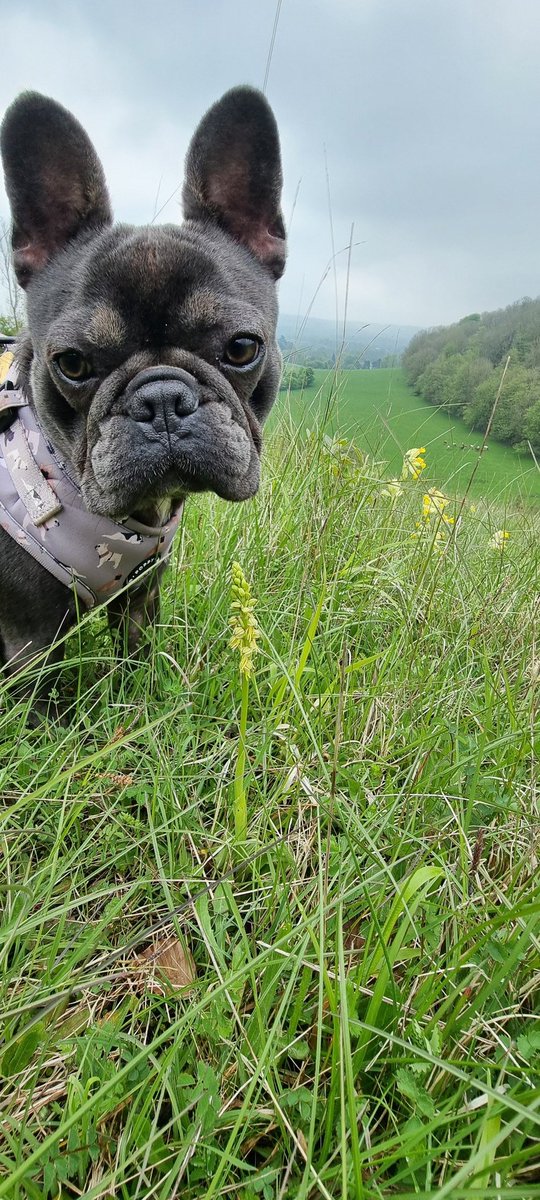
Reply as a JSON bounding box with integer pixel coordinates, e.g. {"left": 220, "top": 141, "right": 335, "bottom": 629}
{"left": 0, "top": 352, "right": 63, "bottom": 524}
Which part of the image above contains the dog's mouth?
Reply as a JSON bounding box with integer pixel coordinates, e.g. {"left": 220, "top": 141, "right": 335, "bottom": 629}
{"left": 80, "top": 364, "right": 262, "bottom": 520}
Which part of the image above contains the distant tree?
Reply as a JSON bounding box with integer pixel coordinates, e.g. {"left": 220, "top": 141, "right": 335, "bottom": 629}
{"left": 416, "top": 357, "right": 454, "bottom": 407}
{"left": 463, "top": 375, "right": 498, "bottom": 434}
{"left": 525, "top": 399, "right": 540, "bottom": 453}
{"left": 279, "top": 365, "right": 315, "bottom": 392}
{"left": 402, "top": 329, "right": 446, "bottom": 387}
{"left": 310, "top": 356, "right": 332, "bottom": 369}
{"left": 464, "top": 364, "right": 538, "bottom": 444}
{"left": 451, "top": 354, "right": 494, "bottom": 417}
{"left": 492, "top": 367, "right": 538, "bottom": 444}
{"left": 0, "top": 219, "right": 23, "bottom": 334}
{"left": 0, "top": 314, "right": 20, "bottom": 337}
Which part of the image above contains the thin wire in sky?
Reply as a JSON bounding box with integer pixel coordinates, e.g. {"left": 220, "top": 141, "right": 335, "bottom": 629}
{"left": 263, "top": 0, "right": 283, "bottom": 94}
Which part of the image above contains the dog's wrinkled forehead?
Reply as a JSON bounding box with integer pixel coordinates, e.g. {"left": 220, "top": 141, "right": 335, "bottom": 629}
{"left": 30, "top": 220, "right": 275, "bottom": 356}
{"left": 85, "top": 225, "right": 225, "bottom": 344}
{"left": 85, "top": 288, "right": 220, "bottom": 351}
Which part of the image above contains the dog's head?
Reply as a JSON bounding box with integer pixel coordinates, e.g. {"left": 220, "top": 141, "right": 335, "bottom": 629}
{"left": 1, "top": 87, "right": 286, "bottom": 522}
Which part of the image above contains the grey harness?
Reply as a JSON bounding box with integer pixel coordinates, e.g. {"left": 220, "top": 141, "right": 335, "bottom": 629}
{"left": 0, "top": 358, "right": 183, "bottom": 609}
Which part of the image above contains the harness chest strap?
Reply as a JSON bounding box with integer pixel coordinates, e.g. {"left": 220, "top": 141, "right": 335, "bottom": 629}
{"left": 0, "top": 355, "right": 183, "bottom": 608}
{"left": 0, "top": 383, "right": 63, "bottom": 524}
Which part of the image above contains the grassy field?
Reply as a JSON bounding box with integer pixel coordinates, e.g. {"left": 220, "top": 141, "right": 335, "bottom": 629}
{"left": 0, "top": 404, "right": 539, "bottom": 1197}
{"left": 278, "top": 368, "right": 540, "bottom": 505}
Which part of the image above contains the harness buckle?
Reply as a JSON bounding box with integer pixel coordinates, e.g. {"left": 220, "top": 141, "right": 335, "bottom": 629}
{"left": 0, "top": 386, "right": 25, "bottom": 434}
{"left": 0, "top": 408, "right": 16, "bottom": 434}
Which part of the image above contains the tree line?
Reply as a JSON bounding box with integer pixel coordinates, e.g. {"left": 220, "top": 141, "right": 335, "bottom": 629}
{"left": 279, "top": 365, "right": 315, "bottom": 391}
{"left": 279, "top": 337, "right": 398, "bottom": 371}
{"left": 402, "top": 297, "right": 540, "bottom": 454}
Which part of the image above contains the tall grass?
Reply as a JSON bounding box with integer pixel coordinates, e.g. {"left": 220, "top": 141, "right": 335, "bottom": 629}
{"left": 0, "top": 384, "right": 539, "bottom": 1198}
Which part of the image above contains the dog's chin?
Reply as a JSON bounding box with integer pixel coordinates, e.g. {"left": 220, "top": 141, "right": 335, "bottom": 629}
{"left": 82, "top": 471, "right": 260, "bottom": 522}
{"left": 82, "top": 442, "right": 261, "bottom": 521}
{"left": 82, "top": 399, "right": 262, "bottom": 519}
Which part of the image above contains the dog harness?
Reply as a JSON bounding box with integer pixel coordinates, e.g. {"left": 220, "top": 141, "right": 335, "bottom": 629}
{"left": 0, "top": 352, "right": 183, "bottom": 609}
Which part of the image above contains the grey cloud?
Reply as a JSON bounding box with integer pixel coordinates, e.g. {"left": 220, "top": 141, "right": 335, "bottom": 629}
{"left": 1, "top": 0, "right": 540, "bottom": 327}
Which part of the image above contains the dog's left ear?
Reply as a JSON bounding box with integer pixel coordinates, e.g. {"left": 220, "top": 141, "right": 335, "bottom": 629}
{"left": 183, "top": 86, "right": 286, "bottom": 280}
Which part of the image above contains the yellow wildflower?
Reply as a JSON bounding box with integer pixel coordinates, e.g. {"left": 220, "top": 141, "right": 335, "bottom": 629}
{"left": 402, "top": 447, "right": 427, "bottom": 480}
{"left": 421, "top": 489, "right": 455, "bottom": 529}
{"left": 490, "top": 529, "right": 510, "bottom": 551}
{"left": 381, "top": 478, "right": 403, "bottom": 500}
{"left": 422, "top": 488, "right": 449, "bottom": 519}
{"left": 229, "top": 561, "right": 260, "bottom": 677}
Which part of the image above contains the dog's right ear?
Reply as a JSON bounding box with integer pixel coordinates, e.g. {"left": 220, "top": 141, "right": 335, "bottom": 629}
{"left": 183, "top": 87, "right": 286, "bottom": 280}
{"left": 1, "top": 92, "right": 112, "bottom": 289}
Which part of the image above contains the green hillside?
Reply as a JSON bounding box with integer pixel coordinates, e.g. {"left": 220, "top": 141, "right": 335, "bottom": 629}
{"left": 274, "top": 367, "right": 540, "bottom": 504}
{"left": 403, "top": 298, "right": 540, "bottom": 456}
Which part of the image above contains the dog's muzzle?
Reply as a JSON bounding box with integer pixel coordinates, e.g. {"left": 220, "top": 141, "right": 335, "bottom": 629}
{"left": 124, "top": 366, "right": 199, "bottom": 429}
{"left": 85, "top": 355, "right": 262, "bottom": 513}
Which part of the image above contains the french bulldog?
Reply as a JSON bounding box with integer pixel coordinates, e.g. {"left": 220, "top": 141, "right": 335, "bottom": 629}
{"left": 0, "top": 86, "right": 286, "bottom": 709}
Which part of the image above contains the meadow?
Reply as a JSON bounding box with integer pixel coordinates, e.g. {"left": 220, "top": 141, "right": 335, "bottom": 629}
{"left": 279, "top": 368, "right": 540, "bottom": 505}
{"left": 0, "top": 378, "right": 539, "bottom": 1197}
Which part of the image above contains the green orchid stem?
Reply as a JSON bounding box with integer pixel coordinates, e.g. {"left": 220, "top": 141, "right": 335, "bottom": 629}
{"left": 234, "top": 670, "right": 249, "bottom": 841}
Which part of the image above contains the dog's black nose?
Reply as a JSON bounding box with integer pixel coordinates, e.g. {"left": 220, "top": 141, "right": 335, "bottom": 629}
{"left": 131, "top": 378, "right": 198, "bottom": 422}
{"left": 125, "top": 366, "right": 199, "bottom": 426}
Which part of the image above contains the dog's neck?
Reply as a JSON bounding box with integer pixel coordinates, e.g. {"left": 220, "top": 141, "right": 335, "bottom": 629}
{"left": 132, "top": 498, "right": 178, "bottom": 527}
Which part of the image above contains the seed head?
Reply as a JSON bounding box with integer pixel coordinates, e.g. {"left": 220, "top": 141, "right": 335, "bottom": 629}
{"left": 229, "top": 561, "right": 260, "bottom": 677}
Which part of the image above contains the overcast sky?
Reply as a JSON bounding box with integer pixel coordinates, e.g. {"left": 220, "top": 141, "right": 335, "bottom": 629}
{"left": 1, "top": 0, "right": 540, "bottom": 331}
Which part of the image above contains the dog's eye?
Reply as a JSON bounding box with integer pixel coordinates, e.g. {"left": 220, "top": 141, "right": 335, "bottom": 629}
{"left": 54, "top": 351, "right": 93, "bottom": 382}
{"left": 222, "top": 336, "right": 262, "bottom": 368}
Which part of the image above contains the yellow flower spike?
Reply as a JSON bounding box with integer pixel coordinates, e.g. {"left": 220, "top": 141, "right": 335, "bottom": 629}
{"left": 490, "top": 529, "right": 510, "bottom": 551}
{"left": 229, "top": 561, "right": 260, "bottom": 678}
{"left": 402, "top": 446, "right": 427, "bottom": 480}
{"left": 229, "top": 562, "right": 261, "bottom": 842}
{"left": 422, "top": 488, "right": 450, "bottom": 519}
